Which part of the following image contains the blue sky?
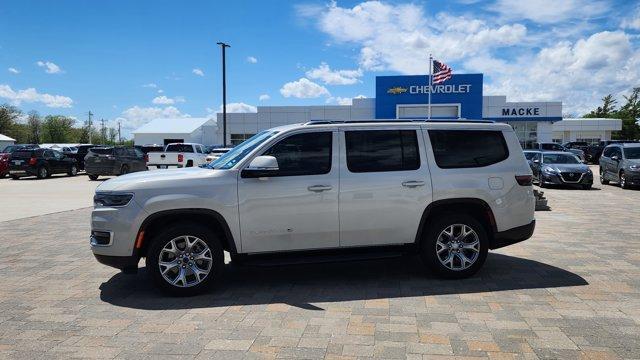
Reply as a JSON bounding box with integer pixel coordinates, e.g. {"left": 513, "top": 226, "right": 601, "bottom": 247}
{"left": 1, "top": 0, "right": 639, "bottom": 137}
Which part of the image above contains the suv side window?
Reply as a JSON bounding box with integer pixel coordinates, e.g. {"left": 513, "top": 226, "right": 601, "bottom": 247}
{"left": 44, "top": 150, "right": 54, "bottom": 158}
{"left": 429, "top": 130, "right": 509, "bottom": 168}
{"left": 262, "top": 132, "right": 332, "bottom": 177}
{"left": 602, "top": 147, "right": 613, "bottom": 158}
{"left": 345, "top": 130, "right": 420, "bottom": 173}
{"left": 115, "top": 148, "right": 126, "bottom": 156}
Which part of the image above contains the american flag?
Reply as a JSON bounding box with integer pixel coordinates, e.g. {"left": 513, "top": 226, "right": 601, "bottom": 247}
{"left": 432, "top": 60, "right": 452, "bottom": 84}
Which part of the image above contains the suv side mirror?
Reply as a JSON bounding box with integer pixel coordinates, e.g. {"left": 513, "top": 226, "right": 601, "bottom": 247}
{"left": 611, "top": 155, "right": 620, "bottom": 162}
{"left": 533, "top": 159, "right": 540, "bottom": 164}
{"left": 241, "top": 156, "right": 279, "bottom": 178}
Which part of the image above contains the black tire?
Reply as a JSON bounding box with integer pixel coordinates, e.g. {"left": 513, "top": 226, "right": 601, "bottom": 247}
{"left": 600, "top": 169, "right": 609, "bottom": 185}
{"left": 68, "top": 164, "right": 78, "bottom": 177}
{"left": 146, "top": 223, "right": 224, "bottom": 296}
{"left": 420, "top": 213, "right": 489, "bottom": 279}
{"left": 120, "top": 164, "right": 129, "bottom": 175}
{"left": 620, "top": 171, "right": 629, "bottom": 189}
{"left": 36, "top": 166, "right": 48, "bottom": 179}
{"left": 186, "top": 160, "right": 193, "bottom": 168}
{"left": 10, "top": 175, "right": 19, "bottom": 180}
{"left": 582, "top": 184, "right": 592, "bottom": 190}
{"left": 88, "top": 174, "right": 99, "bottom": 180}
{"left": 0, "top": 172, "right": 5, "bottom": 179}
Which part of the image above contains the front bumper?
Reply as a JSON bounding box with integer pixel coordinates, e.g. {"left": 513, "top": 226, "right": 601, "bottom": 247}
{"left": 540, "top": 171, "right": 593, "bottom": 186}
{"left": 491, "top": 220, "right": 535, "bottom": 249}
{"left": 93, "top": 253, "right": 139, "bottom": 272}
{"left": 626, "top": 170, "right": 640, "bottom": 185}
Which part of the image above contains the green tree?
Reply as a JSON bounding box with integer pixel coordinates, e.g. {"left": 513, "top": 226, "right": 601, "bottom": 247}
{"left": 27, "top": 111, "right": 42, "bottom": 144}
{"left": 584, "top": 94, "right": 617, "bottom": 118}
{"left": 0, "top": 103, "right": 22, "bottom": 136}
{"left": 42, "top": 115, "right": 75, "bottom": 143}
{"left": 108, "top": 128, "right": 117, "bottom": 144}
{"left": 614, "top": 87, "right": 640, "bottom": 140}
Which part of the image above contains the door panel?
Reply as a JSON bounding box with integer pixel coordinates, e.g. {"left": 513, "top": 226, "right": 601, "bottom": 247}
{"left": 238, "top": 131, "right": 340, "bottom": 253}
{"left": 338, "top": 128, "right": 432, "bottom": 247}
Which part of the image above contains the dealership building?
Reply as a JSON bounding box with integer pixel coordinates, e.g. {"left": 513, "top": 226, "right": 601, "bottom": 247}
{"left": 133, "top": 73, "right": 621, "bottom": 147}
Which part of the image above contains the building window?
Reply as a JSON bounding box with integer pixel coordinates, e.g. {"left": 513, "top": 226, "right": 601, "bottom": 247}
{"left": 230, "top": 133, "right": 256, "bottom": 146}
{"left": 576, "top": 138, "right": 600, "bottom": 145}
{"left": 505, "top": 121, "right": 537, "bottom": 149}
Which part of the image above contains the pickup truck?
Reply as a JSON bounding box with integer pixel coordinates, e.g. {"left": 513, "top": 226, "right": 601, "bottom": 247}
{"left": 147, "top": 143, "right": 208, "bottom": 169}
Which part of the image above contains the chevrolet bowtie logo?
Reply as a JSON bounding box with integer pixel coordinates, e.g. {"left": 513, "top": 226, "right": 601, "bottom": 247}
{"left": 387, "top": 87, "right": 408, "bottom": 95}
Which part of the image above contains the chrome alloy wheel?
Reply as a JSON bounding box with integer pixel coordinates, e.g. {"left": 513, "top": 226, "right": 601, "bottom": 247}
{"left": 158, "top": 235, "right": 213, "bottom": 287}
{"left": 435, "top": 224, "right": 480, "bottom": 271}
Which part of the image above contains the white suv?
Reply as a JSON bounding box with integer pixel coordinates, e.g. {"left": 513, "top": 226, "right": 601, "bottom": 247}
{"left": 91, "top": 120, "right": 535, "bottom": 295}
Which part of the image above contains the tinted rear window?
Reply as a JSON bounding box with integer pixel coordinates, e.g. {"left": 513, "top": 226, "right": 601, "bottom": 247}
{"left": 90, "top": 148, "right": 114, "bottom": 155}
{"left": 165, "top": 144, "right": 194, "bottom": 153}
{"left": 11, "top": 150, "right": 35, "bottom": 158}
{"left": 345, "top": 130, "right": 420, "bottom": 173}
{"left": 429, "top": 130, "right": 509, "bottom": 168}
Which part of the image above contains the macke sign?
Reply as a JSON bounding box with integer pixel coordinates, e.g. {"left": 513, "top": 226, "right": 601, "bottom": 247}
{"left": 502, "top": 107, "right": 541, "bottom": 116}
{"left": 375, "top": 74, "right": 483, "bottom": 120}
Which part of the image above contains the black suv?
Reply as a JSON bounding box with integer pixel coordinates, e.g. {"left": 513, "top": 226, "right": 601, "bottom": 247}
{"left": 8, "top": 148, "right": 78, "bottom": 179}
{"left": 74, "top": 145, "right": 97, "bottom": 170}
{"left": 84, "top": 146, "right": 147, "bottom": 180}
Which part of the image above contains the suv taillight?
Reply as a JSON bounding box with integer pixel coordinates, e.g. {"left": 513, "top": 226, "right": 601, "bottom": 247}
{"left": 178, "top": 154, "right": 184, "bottom": 162}
{"left": 515, "top": 175, "right": 533, "bottom": 186}
{"left": 29, "top": 157, "right": 37, "bottom": 166}
{"left": 144, "top": 154, "right": 149, "bottom": 163}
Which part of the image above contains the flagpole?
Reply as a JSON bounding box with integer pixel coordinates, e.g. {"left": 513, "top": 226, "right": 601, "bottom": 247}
{"left": 428, "top": 54, "right": 432, "bottom": 120}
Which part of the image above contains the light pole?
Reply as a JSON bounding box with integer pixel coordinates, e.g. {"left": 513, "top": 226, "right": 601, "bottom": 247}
{"left": 216, "top": 42, "right": 230, "bottom": 147}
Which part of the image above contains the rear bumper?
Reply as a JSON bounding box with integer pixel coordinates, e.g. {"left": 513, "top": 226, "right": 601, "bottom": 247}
{"left": 148, "top": 163, "right": 184, "bottom": 168}
{"left": 8, "top": 167, "right": 36, "bottom": 176}
{"left": 93, "top": 254, "right": 139, "bottom": 272}
{"left": 85, "top": 164, "right": 118, "bottom": 176}
{"left": 490, "top": 220, "right": 535, "bottom": 249}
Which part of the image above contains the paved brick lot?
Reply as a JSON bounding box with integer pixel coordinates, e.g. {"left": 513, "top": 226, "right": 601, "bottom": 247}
{"left": 0, "top": 168, "right": 639, "bottom": 359}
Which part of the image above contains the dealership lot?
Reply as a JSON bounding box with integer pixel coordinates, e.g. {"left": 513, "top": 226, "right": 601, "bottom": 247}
{"left": 0, "top": 168, "right": 639, "bottom": 359}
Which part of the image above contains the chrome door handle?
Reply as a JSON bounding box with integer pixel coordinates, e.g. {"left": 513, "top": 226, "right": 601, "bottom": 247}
{"left": 402, "top": 180, "right": 425, "bottom": 187}
{"left": 308, "top": 185, "right": 332, "bottom": 192}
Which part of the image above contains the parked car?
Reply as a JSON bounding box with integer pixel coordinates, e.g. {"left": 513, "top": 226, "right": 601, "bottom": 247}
{"left": 530, "top": 142, "right": 585, "bottom": 161}
{"left": 0, "top": 153, "right": 9, "bottom": 178}
{"left": 135, "top": 144, "right": 165, "bottom": 164}
{"left": 523, "top": 150, "right": 541, "bottom": 172}
{"left": 1, "top": 144, "right": 39, "bottom": 154}
{"left": 205, "top": 147, "right": 232, "bottom": 163}
{"left": 8, "top": 148, "right": 78, "bottom": 179}
{"left": 562, "top": 141, "right": 590, "bottom": 152}
{"left": 60, "top": 146, "right": 78, "bottom": 155}
{"left": 85, "top": 146, "right": 147, "bottom": 180}
{"left": 529, "top": 151, "right": 593, "bottom": 189}
{"left": 584, "top": 140, "right": 639, "bottom": 164}
{"left": 90, "top": 120, "right": 535, "bottom": 295}
{"left": 599, "top": 143, "right": 640, "bottom": 189}
{"left": 74, "top": 144, "right": 97, "bottom": 170}
{"left": 147, "top": 143, "right": 208, "bottom": 169}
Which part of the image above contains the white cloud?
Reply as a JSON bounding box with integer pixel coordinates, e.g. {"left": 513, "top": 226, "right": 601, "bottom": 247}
{"left": 7, "top": 67, "right": 19, "bottom": 74}
{"left": 219, "top": 102, "right": 257, "bottom": 113}
{"left": 326, "top": 95, "right": 367, "bottom": 105}
{"left": 192, "top": 68, "right": 204, "bottom": 76}
{"left": 36, "top": 61, "right": 62, "bottom": 74}
{"left": 0, "top": 84, "right": 73, "bottom": 108}
{"left": 280, "top": 78, "right": 330, "bottom": 98}
{"left": 259, "top": 94, "right": 270, "bottom": 101}
{"left": 621, "top": 7, "right": 640, "bottom": 30}
{"left": 308, "top": 1, "right": 527, "bottom": 74}
{"left": 142, "top": 83, "right": 158, "bottom": 88}
{"left": 489, "top": 0, "right": 609, "bottom": 24}
{"left": 465, "top": 31, "right": 640, "bottom": 115}
{"left": 157, "top": 89, "right": 164, "bottom": 93}
{"left": 246, "top": 56, "right": 258, "bottom": 64}
{"left": 152, "top": 95, "right": 185, "bottom": 105}
{"left": 306, "top": 62, "right": 363, "bottom": 85}
{"left": 117, "top": 105, "right": 190, "bottom": 134}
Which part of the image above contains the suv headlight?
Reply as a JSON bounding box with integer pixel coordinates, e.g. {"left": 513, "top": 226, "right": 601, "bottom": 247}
{"left": 629, "top": 164, "right": 640, "bottom": 171}
{"left": 94, "top": 193, "right": 134, "bottom": 207}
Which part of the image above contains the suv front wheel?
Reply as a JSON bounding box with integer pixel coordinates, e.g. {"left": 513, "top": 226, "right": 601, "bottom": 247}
{"left": 146, "top": 223, "right": 224, "bottom": 296}
{"left": 420, "top": 213, "right": 488, "bottom": 279}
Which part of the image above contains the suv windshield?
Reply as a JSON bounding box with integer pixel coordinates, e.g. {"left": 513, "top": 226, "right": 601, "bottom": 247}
{"left": 205, "top": 130, "right": 278, "bottom": 170}
{"left": 543, "top": 153, "right": 580, "bottom": 164}
{"left": 624, "top": 147, "right": 640, "bottom": 159}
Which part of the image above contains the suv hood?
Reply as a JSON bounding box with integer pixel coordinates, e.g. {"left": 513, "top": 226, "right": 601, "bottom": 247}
{"left": 97, "top": 168, "right": 225, "bottom": 192}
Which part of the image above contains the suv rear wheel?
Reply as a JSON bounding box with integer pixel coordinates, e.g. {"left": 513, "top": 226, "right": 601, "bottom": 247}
{"left": 600, "top": 169, "right": 609, "bottom": 185}
{"left": 620, "top": 171, "right": 629, "bottom": 189}
{"left": 420, "top": 213, "right": 488, "bottom": 279}
{"left": 68, "top": 164, "right": 78, "bottom": 176}
{"left": 37, "top": 166, "right": 48, "bottom": 179}
{"left": 88, "top": 174, "right": 99, "bottom": 180}
{"left": 146, "top": 223, "right": 224, "bottom": 296}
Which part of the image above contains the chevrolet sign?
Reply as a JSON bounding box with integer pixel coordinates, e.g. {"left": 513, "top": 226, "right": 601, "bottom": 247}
{"left": 387, "top": 87, "right": 408, "bottom": 95}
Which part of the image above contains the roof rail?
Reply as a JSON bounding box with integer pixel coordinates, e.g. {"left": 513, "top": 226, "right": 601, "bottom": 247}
{"left": 304, "top": 119, "right": 495, "bottom": 125}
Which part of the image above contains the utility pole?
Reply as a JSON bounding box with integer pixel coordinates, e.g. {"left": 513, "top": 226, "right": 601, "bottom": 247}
{"left": 100, "top": 118, "right": 106, "bottom": 145}
{"left": 87, "top": 111, "right": 93, "bottom": 144}
{"left": 216, "top": 41, "right": 230, "bottom": 147}
{"left": 117, "top": 121, "right": 121, "bottom": 144}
